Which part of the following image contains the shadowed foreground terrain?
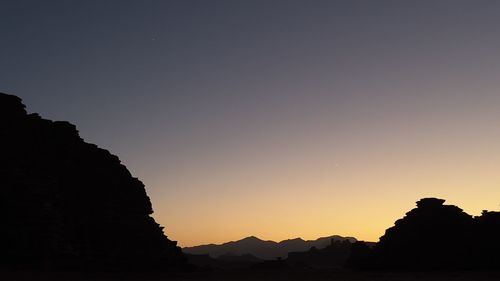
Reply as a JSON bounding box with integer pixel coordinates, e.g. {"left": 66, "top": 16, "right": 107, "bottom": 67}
{"left": 2, "top": 270, "right": 500, "bottom": 281}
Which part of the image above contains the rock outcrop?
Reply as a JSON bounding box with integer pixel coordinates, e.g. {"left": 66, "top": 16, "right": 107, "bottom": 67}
{"left": 287, "top": 239, "right": 352, "bottom": 268}
{"left": 372, "top": 198, "right": 500, "bottom": 270}
{"left": 0, "top": 93, "right": 184, "bottom": 271}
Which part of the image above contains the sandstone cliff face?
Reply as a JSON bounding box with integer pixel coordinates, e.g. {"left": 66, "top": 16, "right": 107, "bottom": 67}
{"left": 0, "top": 93, "right": 183, "bottom": 271}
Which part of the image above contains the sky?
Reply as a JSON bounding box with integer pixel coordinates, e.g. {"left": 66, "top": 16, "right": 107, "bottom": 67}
{"left": 1, "top": 0, "right": 500, "bottom": 247}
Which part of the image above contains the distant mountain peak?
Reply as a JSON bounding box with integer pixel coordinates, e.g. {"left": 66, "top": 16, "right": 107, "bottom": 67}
{"left": 241, "top": 235, "right": 262, "bottom": 241}
{"left": 282, "top": 237, "right": 305, "bottom": 242}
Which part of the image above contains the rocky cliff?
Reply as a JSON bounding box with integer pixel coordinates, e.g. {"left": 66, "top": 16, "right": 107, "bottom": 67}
{"left": 0, "top": 93, "right": 184, "bottom": 271}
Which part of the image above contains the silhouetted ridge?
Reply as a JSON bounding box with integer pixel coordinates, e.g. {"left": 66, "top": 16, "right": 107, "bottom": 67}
{"left": 183, "top": 235, "right": 356, "bottom": 260}
{"left": 0, "top": 93, "right": 184, "bottom": 271}
{"left": 475, "top": 210, "right": 500, "bottom": 269}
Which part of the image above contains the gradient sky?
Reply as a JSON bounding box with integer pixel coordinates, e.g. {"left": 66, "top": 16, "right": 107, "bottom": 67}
{"left": 1, "top": 0, "right": 500, "bottom": 247}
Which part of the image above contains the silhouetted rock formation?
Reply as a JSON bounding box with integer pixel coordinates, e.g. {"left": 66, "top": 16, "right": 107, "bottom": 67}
{"left": 0, "top": 93, "right": 184, "bottom": 271}
{"left": 183, "top": 254, "right": 216, "bottom": 270}
{"left": 375, "top": 198, "right": 474, "bottom": 269}
{"left": 184, "top": 253, "right": 262, "bottom": 270}
{"left": 369, "top": 198, "right": 500, "bottom": 270}
{"left": 474, "top": 210, "right": 500, "bottom": 269}
{"left": 345, "top": 241, "right": 374, "bottom": 269}
{"left": 217, "top": 253, "right": 262, "bottom": 263}
{"left": 287, "top": 239, "right": 352, "bottom": 268}
{"left": 183, "top": 235, "right": 356, "bottom": 260}
{"left": 251, "top": 257, "right": 288, "bottom": 271}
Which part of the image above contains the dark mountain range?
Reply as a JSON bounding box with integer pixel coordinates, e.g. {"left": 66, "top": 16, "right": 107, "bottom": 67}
{"left": 0, "top": 93, "right": 184, "bottom": 271}
{"left": 183, "top": 235, "right": 356, "bottom": 260}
